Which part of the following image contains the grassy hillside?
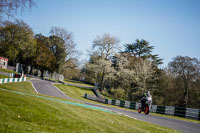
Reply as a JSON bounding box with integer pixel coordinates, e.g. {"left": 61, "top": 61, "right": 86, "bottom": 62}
{"left": 55, "top": 84, "right": 93, "bottom": 101}
{"left": 64, "top": 79, "right": 94, "bottom": 87}
{"left": 0, "top": 82, "right": 179, "bottom": 133}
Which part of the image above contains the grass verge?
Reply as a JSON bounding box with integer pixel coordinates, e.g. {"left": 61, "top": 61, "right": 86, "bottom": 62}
{"left": 0, "top": 74, "right": 10, "bottom": 79}
{"left": 0, "top": 68, "right": 17, "bottom": 74}
{"left": 0, "top": 82, "right": 179, "bottom": 133}
{"left": 0, "top": 82, "right": 36, "bottom": 94}
{"left": 64, "top": 79, "right": 94, "bottom": 87}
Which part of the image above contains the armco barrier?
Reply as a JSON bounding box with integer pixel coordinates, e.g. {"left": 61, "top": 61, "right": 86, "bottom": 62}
{"left": 174, "top": 107, "right": 186, "bottom": 117}
{"left": 186, "top": 108, "right": 199, "bottom": 119}
{"left": 111, "top": 99, "right": 116, "bottom": 105}
{"left": 129, "top": 102, "right": 136, "bottom": 109}
{"left": 165, "top": 106, "right": 175, "bottom": 115}
{"left": 156, "top": 106, "right": 166, "bottom": 114}
{"left": 116, "top": 100, "right": 120, "bottom": 106}
{"left": 151, "top": 105, "right": 157, "bottom": 113}
{"left": 199, "top": 110, "right": 200, "bottom": 120}
{"left": 124, "top": 101, "right": 130, "bottom": 108}
{"left": 120, "top": 100, "right": 125, "bottom": 107}
{"left": 0, "top": 77, "right": 26, "bottom": 84}
{"left": 84, "top": 93, "right": 200, "bottom": 120}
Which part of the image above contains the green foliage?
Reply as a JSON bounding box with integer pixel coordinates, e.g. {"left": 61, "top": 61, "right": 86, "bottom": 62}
{"left": 85, "top": 38, "right": 162, "bottom": 100}
{"left": 111, "top": 88, "right": 126, "bottom": 100}
{"left": 151, "top": 56, "right": 200, "bottom": 108}
{"left": 0, "top": 22, "right": 72, "bottom": 77}
{"left": 109, "top": 53, "right": 157, "bottom": 101}
{"left": 124, "top": 39, "right": 163, "bottom": 65}
{"left": 34, "top": 34, "right": 68, "bottom": 74}
{"left": 49, "top": 27, "right": 80, "bottom": 76}
{"left": 161, "top": 56, "right": 200, "bottom": 108}
{"left": 86, "top": 56, "right": 114, "bottom": 91}
{"left": 85, "top": 37, "right": 199, "bottom": 109}
{"left": 0, "top": 20, "right": 35, "bottom": 65}
{"left": 49, "top": 35, "right": 66, "bottom": 73}
{"left": 62, "top": 64, "right": 80, "bottom": 79}
{"left": 125, "top": 39, "right": 153, "bottom": 57}
{"left": 34, "top": 39, "right": 56, "bottom": 73}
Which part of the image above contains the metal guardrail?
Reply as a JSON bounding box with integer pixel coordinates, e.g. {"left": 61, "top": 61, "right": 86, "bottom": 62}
{"left": 84, "top": 93, "right": 200, "bottom": 120}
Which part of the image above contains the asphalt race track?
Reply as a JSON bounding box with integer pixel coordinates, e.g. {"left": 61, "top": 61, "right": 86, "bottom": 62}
{"left": 31, "top": 79, "right": 200, "bottom": 133}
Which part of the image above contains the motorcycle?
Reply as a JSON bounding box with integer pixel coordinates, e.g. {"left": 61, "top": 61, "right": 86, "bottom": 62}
{"left": 138, "top": 96, "right": 152, "bottom": 115}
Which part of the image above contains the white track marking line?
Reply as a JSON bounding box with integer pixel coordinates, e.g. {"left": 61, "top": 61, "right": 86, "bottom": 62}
{"left": 30, "top": 80, "right": 38, "bottom": 94}
{"left": 116, "top": 112, "right": 138, "bottom": 120}
{"left": 52, "top": 83, "right": 70, "bottom": 97}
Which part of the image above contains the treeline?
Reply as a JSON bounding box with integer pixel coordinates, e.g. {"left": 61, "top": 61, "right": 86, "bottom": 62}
{"left": 0, "top": 20, "right": 79, "bottom": 77}
{"left": 82, "top": 34, "right": 200, "bottom": 108}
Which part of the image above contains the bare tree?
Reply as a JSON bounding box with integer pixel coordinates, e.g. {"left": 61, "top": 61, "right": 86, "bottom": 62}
{"left": 0, "top": 0, "right": 35, "bottom": 20}
{"left": 92, "top": 33, "right": 120, "bottom": 60}
{"left": 86, "top": 56, "right": 115, "bottom": 91}
{"left": 50, "top": 27, "right": 81, "bottom": 73}
{"left": 168, "top": 56, "right": 200, "bottom": 107}
{"left": 90, "top": 33, "right": 120, "bottom": 90}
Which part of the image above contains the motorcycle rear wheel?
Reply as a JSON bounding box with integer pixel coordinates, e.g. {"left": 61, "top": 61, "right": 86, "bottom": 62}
{"left": 138, "top": 107, "right": 142, "bottom": 113}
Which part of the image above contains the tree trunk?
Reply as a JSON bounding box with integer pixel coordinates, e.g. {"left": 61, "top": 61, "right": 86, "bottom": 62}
{"left": 20, "top": 64, "right": 24, "bottom": 75}
{"left": 184, "top": 80, "right": 188, "bottom": 108}
{"left": 29, "top": 66, "right": 33, "bottom": 74}
{"left": 40, "top": 70, "right": 44, "bottom": 79}
{"left": 100, "top": 70, "right": 105, "bottom": 92}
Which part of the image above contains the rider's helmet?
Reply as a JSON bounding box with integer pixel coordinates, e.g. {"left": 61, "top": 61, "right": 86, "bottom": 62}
{"left": 146, "top": 91, "right": 150, "bottom": 97}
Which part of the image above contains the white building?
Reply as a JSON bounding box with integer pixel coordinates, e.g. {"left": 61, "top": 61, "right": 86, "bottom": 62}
{"left": 0, "top": 57, "right": 8, "bottom": 69}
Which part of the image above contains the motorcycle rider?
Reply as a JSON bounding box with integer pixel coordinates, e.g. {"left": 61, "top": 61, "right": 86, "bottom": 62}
{"left": 140, "top": 91, "right": 151, "bottom": 111}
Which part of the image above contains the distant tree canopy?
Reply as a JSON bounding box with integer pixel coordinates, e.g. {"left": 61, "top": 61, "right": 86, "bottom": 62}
{"left": 168, "top": 56, "right": 200, "bottom": 107}
{"left": 0, "top": 20, "right": 79, "bottom": 78}
{"left": 0, "top": 20, "right": 35, "bottom": 65}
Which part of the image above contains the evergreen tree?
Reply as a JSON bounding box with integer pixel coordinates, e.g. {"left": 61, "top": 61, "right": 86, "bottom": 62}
{"left": 124, "top": 39, "right": 163, "bottom": 65}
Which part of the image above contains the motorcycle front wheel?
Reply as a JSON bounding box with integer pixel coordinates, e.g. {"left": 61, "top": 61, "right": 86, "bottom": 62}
{"left": 144, "top": 105, "right": 149, "bottom": 115}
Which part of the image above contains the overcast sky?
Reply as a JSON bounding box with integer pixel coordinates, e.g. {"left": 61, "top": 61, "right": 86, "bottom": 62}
{"left": 14, "top": 0, "right": 200, "bottom": 67}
